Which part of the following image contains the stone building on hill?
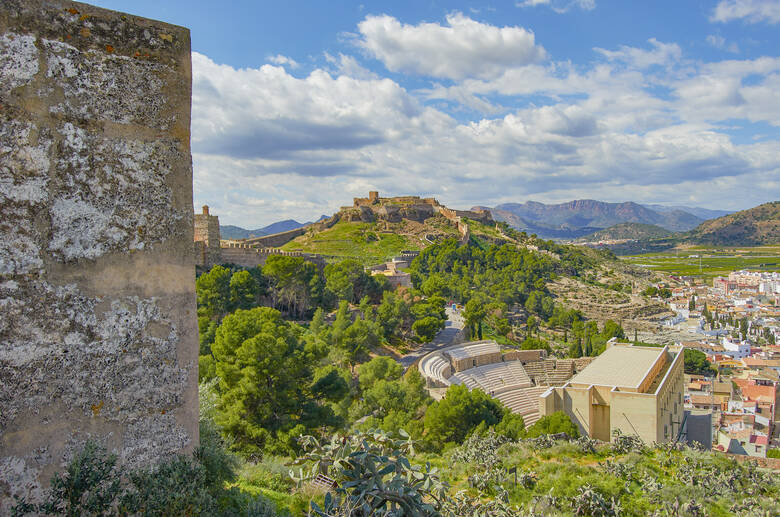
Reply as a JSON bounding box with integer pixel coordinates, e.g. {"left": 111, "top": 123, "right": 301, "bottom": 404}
{"left": 540, "top": 343, "right": 685, "bottom": 443}
{"left": 193, "top": 205, "right": 325, "bottom": 269}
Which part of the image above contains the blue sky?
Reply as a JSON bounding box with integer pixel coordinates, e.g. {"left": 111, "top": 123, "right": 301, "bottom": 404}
{"left": 92, "top": 0, "right": 780, "bottom": 227}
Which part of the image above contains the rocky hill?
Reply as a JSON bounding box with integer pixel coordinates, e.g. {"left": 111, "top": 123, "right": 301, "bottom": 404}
{"left": 577, "top": 223, "right": 672, "bottom": 242}
{"left": 263, "top": 192, "right": 500, "bottom": 264}
{"left": 684, "top": 201, "right": 780, "bottom": 245}
{"left": 478, "top": 200, "right": 704, "bottom": 239}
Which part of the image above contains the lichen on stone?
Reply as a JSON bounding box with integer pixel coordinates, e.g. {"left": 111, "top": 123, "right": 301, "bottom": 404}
{"left": 0, "top": 33, "right": 39, "bottom": 92}
{"left": 0, "top": 119, "right": 52, "bottom": 275}
{"left": 43, "top": 38, "right": 171, "bottom": 128}
{"left": 48, "top": 122, "right": 183, "bottom": 261}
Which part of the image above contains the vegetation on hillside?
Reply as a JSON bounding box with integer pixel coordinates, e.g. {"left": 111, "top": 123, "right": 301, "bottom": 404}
{"left": 30, "top": 223, "right": 778, "bottom": 515}
{"left": 577, "top": 222, "right": 672, "bottom": 242}
{"left": 684, "top": 200, "right": 780, "bottom": 246}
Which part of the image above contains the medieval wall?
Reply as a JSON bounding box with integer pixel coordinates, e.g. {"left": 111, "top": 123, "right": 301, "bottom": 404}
{"left": 0, "top": 0, "right": 197, "bottom": 509}
{"left": 243, "top": 226, "right": 306, "bottom": 248}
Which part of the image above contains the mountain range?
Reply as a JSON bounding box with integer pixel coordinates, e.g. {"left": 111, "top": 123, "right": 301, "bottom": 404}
{"left": 220, "top": 216, "right": 328, "bottom": 240}
{"left": 473, "top": 200, "right": 732, "bottom": 240}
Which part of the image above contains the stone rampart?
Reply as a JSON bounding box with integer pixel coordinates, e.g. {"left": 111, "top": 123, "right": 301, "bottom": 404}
{"left": 0, "top": 1, "right": 197, "bottom": 509}
{"left": 243, "top": 227, "right": 306, "bottom": 248}
{"left": 218, "top": 246, "right": 325, "bottom": 269}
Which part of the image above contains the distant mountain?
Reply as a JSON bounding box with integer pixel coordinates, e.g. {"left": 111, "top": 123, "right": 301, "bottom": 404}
{"left": 477, "top": 200, "right": 704, "bottom": 239}
{"left": 219, "top": 215, "right": 328, "bottom": 241}
{"left": 576, "top": 223, "right": 672, "bottom": 242}
{"left": 641, "top": 204, "right": 732, "bottom": 220}
{"left": 684, "top": 201, "right": 780, "bottom": 245}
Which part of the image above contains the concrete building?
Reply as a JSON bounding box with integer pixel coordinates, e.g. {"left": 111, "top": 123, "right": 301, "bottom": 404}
{"left": 721, "top": 336, "right": 752, "bottom": 359}
{"left": 540, "top": 343, "right": 685, "bottom": 443}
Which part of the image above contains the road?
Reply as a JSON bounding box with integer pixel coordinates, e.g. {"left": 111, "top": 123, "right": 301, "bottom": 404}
{"left": 399, "top": 306, "right": 465, "bottom": 368}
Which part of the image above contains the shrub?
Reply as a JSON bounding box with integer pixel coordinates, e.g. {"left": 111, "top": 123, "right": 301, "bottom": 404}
{"left": 13, "top": 435, "right": 278, "bottom": 517}
{"left": 525, "top": 411, "right": 580, "bottom": 439}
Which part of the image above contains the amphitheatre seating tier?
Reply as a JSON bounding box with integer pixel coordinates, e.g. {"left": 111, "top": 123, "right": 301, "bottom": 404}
{"left": 445, "top": 341, "right": 502, "bottom": 372}
{"left": 419, "top": 353, "right": 452, "bottom": 387}
{"left": 494, "top": 386, "right": 549, "bottom": 427}
{"left": 449, "top": 361, "right": 532, "bottom": 394}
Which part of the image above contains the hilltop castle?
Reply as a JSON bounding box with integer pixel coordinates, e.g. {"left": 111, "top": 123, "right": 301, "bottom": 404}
{"left": 342, "top": 191, "right": 493, "bottom": 225}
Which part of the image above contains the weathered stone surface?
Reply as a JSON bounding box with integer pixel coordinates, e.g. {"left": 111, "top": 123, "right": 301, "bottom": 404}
{"left": 0, "top": 1, "right": 197, "bottom": 510}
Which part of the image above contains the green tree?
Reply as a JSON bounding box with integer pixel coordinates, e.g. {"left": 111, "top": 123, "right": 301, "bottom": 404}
{"left": 324, "top": 259, "right": 383, "bottom": 304}
{"left": 310, "top": 365, "right": 350, "bottom": 402}
{"left": 211, "top": 307, "right": 321, "bottom": 454}
{"left": 229, "top": 269, "right": 260, "bottom": 311}
{"left": 520, "top": 336, "right": 551, "bottom": 353}
{"left": 601, "top": 320, "right": 625, "bottom": 340}
{"left": 423, "top": 385, "right": 505, "bottom": 448}
{"left": 196, "top": 265, "right": 232, "bottom": 319}
{"left": 494, "top": 413, "right": 526, "bottom": 440}
{"left": 413, "top": 316, "right": 443, "bottom": 343}
{"left": 464, "top": 298, "right": 487, "bottom": 340}
{"left": 525, "top": 411, "right": 580, "bottom": 438}
{"left": 262, "top": 256, "right": 320, "bottom": 318}
{"left": 683, "top": 348, "right": 717, "bottom": 376}
{"left": 357, "top": 356, "right": 403, "bottom": 389}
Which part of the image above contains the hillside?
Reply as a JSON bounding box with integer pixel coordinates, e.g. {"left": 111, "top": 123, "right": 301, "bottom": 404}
{"left": 684, "top": 201, "right": 780, "bottom": 245}
{"left": 577, "top": 222, "right": 672, "bottom": 242}
{"left": 220, "top": 216, "right": 328, "bottom": 240}
{"left": 479, "top": 200, "right": 704, "bottom": 239}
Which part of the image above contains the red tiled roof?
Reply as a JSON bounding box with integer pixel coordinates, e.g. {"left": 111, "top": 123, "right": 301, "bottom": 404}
{"left": 750, "top": 435, "right": 769, "bottom": 445}
{"left": 741, "top": 384, "right": 776, "bottom": 403}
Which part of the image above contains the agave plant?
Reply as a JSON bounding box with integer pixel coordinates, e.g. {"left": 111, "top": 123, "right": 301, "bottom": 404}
{"left": 570, "top": 484, "right": 622, "bottom": 516}
{"left": 290, "top": 429, "right": 448, "bottom": 517}
{"left": 610, "top": 429, "right": 645, "bottom": 455}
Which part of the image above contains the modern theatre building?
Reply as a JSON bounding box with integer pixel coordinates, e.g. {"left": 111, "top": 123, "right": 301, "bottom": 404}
{"left": 540, "top": 343, "right": 685, "bottom": 443}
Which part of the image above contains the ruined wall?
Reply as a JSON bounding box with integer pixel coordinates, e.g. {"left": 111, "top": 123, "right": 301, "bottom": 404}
{"left": 0, "top": 0, "right": 197, "bottom": 509}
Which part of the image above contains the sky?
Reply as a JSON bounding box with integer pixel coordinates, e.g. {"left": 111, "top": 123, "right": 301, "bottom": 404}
{"left": 90, "top": 0, "right": 780, "bottom": 227}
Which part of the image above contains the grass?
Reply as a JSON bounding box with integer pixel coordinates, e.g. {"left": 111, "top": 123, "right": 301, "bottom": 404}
{"left": 281, "top": 221, "right": 421, "bottom": 265}
{"left": 232, "top": 437, "right": 780, "bottom": 516}
{"left": 621, "top": 245, "right": 780, "bottom": 281}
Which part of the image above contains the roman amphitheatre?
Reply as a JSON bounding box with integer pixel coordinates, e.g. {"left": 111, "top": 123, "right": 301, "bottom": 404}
{"left": 419, "top": 340, "right": 593, "bottom": 427}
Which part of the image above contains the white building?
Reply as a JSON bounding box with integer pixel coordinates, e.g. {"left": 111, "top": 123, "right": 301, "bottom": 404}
{"left": 721, "top": 336, "right": 752, "bottom": 359}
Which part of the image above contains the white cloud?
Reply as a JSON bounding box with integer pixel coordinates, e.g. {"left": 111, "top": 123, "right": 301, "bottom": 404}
{"left": 706, "top": 34, "right": 740, "bottom": 53}
{"left": 355, "top": 13, "right": 546, "bottom": 80}
{"left": 190, "top": 25, "right": 780, "bottom": 226}
{"left": 267, "top": 54, "right": 299, "bottom": 68}
{"left": 517, "top": 0, "right": 596, "bottom": 13}
{"left": 595, "top": 38, "right": 682, "bottom": 68}
{"left": 324, "top": 52, "right": 379, "bottom": 80}
{"left": 711, "top": 0, "right": 780, "bottom": 24}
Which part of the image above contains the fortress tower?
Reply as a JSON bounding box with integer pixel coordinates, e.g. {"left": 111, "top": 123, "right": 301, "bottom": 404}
{"left": 194, "top": 205, "right": 222, "bottom": 266}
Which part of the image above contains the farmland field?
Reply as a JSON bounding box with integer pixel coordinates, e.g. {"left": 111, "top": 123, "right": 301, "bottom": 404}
{"left": 620, "top": 245, "right": 780, "bottom": 281}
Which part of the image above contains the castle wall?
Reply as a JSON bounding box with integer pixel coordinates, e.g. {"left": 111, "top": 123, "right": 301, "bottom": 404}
{"left": 0, "top": 1, "right": 197, "bottom": 509}
{"left": 243, "top": 227, "right": 306, "bottom": 248}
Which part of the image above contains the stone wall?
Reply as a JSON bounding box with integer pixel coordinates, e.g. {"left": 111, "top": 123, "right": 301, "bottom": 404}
{"left": 194, "top": 205, "right": 221, "bottom": 266}
{"left": 0, "top": 0, "right": 197, "bottom": 509}
{"left": 218, "top": 246, "right": 325, "bottom": 270}
{"left": 243, "top": 226, "right": 306, "bottom": 248}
